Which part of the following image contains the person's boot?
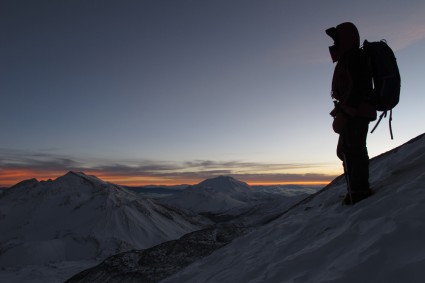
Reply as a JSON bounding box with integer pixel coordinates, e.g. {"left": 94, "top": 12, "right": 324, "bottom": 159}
{"left": 343, "top": 189, "right": 373, "bottom": 205}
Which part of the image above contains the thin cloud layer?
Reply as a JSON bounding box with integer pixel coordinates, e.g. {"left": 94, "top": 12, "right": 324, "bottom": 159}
{"left": 0, "top": 150, "right": 337, "bottom": 186}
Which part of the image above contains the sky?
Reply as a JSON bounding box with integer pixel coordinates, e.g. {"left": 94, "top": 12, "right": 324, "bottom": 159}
{"left": 1, "top": 0, "right": 425, "bottom": 187}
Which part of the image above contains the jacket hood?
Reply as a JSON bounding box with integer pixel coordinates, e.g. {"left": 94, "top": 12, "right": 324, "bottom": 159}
{"left": 326, "top": 22, "right": 360, "bottom": 62}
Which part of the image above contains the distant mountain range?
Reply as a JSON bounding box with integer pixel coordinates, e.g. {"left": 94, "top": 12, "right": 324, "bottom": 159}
{"left": 0, "top": 171, "right": 313, "bottom": 282}
{"left": 0, "top": 171, "right": 210, "bottom": 282}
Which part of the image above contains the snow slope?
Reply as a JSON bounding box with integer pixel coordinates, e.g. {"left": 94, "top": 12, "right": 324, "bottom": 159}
{"left": 0, "top": 171, "right": 209, "bottom": 282}
{"left": 163, "top": 133, "right": 425, "bottom": 283}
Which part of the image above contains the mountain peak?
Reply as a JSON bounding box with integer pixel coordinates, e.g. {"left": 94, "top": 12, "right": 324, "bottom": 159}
{"left": 196, "top": 175, "right": 253, "bottom": 193}
{"left": 201, "top": 175, "right": 238, "bottom": 182}
{"left": 63, "top": 171, "right": 88, "bottom": 179}
{"left": 58, "top": 171, "right": 102, "bottom": 184}
{"left": 10, "top": 178, "right": 39, "bottom": 190}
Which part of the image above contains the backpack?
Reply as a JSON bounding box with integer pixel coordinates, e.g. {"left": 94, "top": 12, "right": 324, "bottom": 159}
{"left": 362, "top": 39, "right": 401, "bottom": 139}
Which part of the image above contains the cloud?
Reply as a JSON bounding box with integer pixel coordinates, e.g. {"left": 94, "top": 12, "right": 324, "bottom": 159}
{"left": 0, "top": 149, "right": 82, "bottom": 171}
{"left": 0, "top": 149, "right": 338, "bottom": 186}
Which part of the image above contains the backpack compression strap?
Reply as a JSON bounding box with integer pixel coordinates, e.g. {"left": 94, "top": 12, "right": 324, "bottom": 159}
{"left": 370, "top": 110, "right": 394, "bottom": 139}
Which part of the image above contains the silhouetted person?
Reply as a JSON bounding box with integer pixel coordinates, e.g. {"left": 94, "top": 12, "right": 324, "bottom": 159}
{"left": 326, "top": 22, "right": 376, "bottom": 205}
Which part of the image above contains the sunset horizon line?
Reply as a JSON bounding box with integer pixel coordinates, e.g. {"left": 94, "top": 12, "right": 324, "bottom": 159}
{"left": 0, "top": 169, "right": 335, "bottom": 188}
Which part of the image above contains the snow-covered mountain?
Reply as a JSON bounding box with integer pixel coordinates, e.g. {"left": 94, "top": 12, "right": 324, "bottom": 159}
{"left": 157, "top": 176, "right": 251, "bottom": 214}
{"left": 67, "top": 133, "right": 425, "bottom": 283}
{"left": 196, "top": 175, "right": 255, "bottom": 193}
{"left": 158, "top": 175, "right": 293, "bottom": 215}
{"left": 0, "top": 171, "right": 209, "bottom": 282}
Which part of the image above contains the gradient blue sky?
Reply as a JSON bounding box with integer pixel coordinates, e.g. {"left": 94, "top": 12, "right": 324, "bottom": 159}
{"left": 1, "top": 0, "right": 425, "bottom": 186}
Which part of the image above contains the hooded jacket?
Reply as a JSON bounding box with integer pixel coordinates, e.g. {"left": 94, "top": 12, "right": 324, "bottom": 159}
{"left": 327, "top": 22, "right": 376, "bottom": 132}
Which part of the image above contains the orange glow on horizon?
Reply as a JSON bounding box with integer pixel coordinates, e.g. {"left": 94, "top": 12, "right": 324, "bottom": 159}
{"left": 0, "top": 169, "right": 201, "bottom": 187}
{"left": 85, "top": 172, "right": 199, "bottom": 186}
{"left": 0, "top": 169, "right": 334, "bottom": 187}
{"left": 0, "top": 169, "right": 66, "bottom": 186}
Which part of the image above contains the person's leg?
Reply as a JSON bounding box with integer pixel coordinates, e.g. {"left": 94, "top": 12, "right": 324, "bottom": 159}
{"left": 341, "top": 118, "right": 372, "bottom": 204}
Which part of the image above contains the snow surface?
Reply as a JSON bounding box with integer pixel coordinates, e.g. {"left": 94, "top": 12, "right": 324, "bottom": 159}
{"left": 0, "top": 171, "right": 209, "bottom": 282}
{"left": 163, "top": 133, "right": 425, "bottom": 283}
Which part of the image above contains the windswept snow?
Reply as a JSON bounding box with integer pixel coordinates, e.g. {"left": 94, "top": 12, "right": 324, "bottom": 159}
{"left": 0, "top": 171, "right": 209, "bottom": 282}
{"left": 163, "top": 133, "right": 425, "bottom": 283}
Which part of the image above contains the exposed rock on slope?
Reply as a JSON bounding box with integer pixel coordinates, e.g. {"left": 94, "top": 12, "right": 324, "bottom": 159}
{"left": 66, "top": 224, "right": 249, "bottom": 283}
